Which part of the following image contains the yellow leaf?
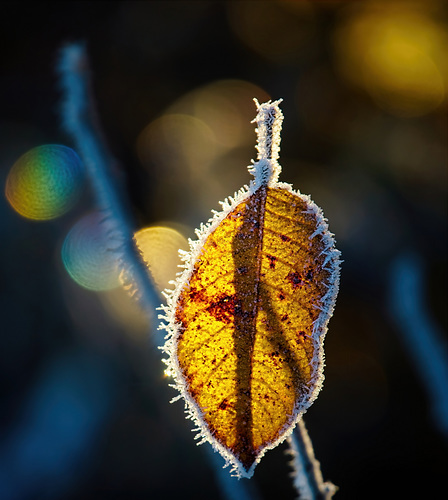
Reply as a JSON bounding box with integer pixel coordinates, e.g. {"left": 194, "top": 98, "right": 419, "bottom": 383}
{"left": 160, "top": 99, "right": 340, "bottom": 477}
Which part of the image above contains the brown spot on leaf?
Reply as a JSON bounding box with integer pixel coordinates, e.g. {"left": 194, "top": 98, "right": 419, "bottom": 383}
{"left": 287, "top": 271, "right": 303, "bottom": 289}
{"left": 296, "top": 331, "right": 306, "bottom": 343}
{"left": 189, "top": 288, "right": 205, "bottom": 301}
{"left": 218, "top": 399, "right": 230, "bottom": 410}
{"left": 206, "top": 294, "right": 239, "bottom": 324}
{"left": 267, "top": 254, "right": 277, "bottom": 269}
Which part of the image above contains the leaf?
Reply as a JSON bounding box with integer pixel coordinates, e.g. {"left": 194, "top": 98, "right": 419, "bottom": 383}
{"left": 160, "top": 99, "right": 341, "bottom": 477}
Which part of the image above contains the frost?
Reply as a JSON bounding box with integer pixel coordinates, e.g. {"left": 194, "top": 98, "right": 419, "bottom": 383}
{"left": 248, "top": 99, "right": 284, "bottom": 190}
{"left": 288, "top": 420, "right": 338, "bottom": 499}
{"left": 158, "top": 99, "right": 341, "bottom": 479}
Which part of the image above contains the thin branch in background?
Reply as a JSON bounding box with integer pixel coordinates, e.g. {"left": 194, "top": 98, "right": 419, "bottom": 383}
{"left": 287, "top": 419, "right": 337, "bottom": 500}
{"left": 56, "top": 41, "right": 259, "bottom": 500}
{"left": 57, "top": 42, "right": 162, "bottom": 323}
{"left": 389, "top": 253, "right": 448, "bottom": 438}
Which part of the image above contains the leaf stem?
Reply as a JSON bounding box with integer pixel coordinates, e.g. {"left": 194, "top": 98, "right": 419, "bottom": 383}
{"left": 288, "top": 419, "right": 337, "bottom": 500}
{"left": 249, "top": 99, "right": 284, "bottom": 188}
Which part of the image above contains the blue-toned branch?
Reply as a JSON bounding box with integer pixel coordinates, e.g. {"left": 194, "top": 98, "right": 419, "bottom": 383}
{"left": 288, "top": 419, "right": 337, "bottom": 500}
{"left": 58, "top": 42, "right": 161, "bottom": 319}
{"left": 57, "top": 41, "right": 259, "bottom": 500}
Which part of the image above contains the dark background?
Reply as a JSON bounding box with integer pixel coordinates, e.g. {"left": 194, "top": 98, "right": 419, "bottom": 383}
{"left": 0, "top": 1, "right": 447, "bottom": 499}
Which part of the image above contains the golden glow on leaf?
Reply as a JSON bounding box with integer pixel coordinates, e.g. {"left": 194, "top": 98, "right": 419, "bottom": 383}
{"left": 161, "top": 99, "right": 340, "bottom": 477}
{"left": 174, "top": 186, "right": 334, "bottom": 472}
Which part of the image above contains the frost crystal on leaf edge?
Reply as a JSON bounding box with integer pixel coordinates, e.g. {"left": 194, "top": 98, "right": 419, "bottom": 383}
{"left": 158, "top": 100, "right": 341, "bottom": 478}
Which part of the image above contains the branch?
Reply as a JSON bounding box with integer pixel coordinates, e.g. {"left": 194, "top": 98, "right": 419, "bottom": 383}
{"left": 57, "top": 42, "right": 162, "bottom": 320}
{"left": 288, "top": 419, "right": 337, "bottom": 500}
{"left": 56, "top": 41, "right": 258, "bottom": 500}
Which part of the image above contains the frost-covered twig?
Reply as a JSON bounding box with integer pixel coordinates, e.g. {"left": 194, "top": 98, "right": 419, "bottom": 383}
{"left": 57, "top": 42, "right": 161, "bottom": 318}
{"left": 57, "top": 42, "right": 256, "bottom": 500}
{"left": 389, "top": 253, "right": 448, "bottom": 437}
{"left": 248, "top": 98, "right": 284, "bottom": 189}
{"left": 288, "top": 419, "right": 337, "bottom": 500}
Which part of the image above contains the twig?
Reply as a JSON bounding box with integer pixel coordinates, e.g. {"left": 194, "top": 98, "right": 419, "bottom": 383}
{"left": 57, "top": 42, "right": 162, "bottom": 320}
{"left": 288, "top": 419, "right": 337, "bottom": 500}
{"left": 56, "top": 41, "right": 257, "bottom": 500}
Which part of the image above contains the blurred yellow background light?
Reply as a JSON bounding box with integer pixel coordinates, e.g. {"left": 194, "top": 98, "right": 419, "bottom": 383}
{"left": 136, "top": 80, "right": 269, "bottom": 217}
{"left": 133, "top": 225, "right": 189, "bottom": 293}
{"left": 334, "top": 1, "right": 448, "bottom": 116}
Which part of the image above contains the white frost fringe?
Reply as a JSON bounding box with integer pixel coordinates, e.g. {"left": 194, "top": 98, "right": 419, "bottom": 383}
{"left": 288, "top": 419, "right": 338, "bottom": 499}
{"left": 158, "top": 99, "right": 341, "bottom": 478}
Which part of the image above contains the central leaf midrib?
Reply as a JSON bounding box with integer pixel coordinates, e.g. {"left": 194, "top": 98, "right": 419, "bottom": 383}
{"left": 251, "top": 184, "right": 267, "bottom": 378}
{"left": 250, "top": 186, "right": 268, "bottom": 446}
{"left": 231, "top": 186, "right": 267, "bottom": 471}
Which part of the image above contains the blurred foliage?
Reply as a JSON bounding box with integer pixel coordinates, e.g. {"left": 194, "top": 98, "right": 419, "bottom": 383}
{"left": 0, "top": 1, "right": 447, "bottom": 499}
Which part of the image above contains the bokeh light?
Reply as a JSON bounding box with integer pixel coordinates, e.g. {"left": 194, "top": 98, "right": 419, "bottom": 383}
{"left": 334, "top": 1, "right": 448, "bottom": 117}
{"left": 133, "top": 225, "right": 189, "bottom": 293}
{"left": 5, "top": 144, "right": 84, "bottom": 220}
{"left": 137, "top": 80, "right": 269, "bottom": 172}
{"left": 62, "top": 213, "right": 121, "bottom": 291}
{"left": 2, "top": 2, "right": 447, "bottom": 498}
{"left": 99, "top": 286, "right": 150, "bottom": 338}
{"left": 137, "top": 80, "right": 269, "bottom": 219}
{"left": 139, "top": 113, "right": 216, "bottom": 179}
{"left": 165, "top": 80, "right": 270, "bottom": 151}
